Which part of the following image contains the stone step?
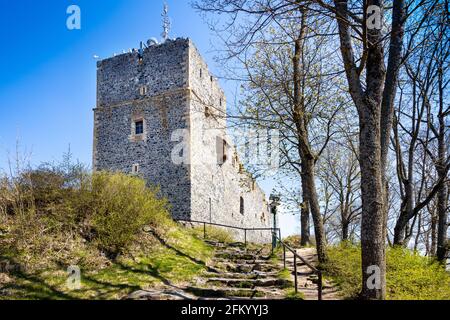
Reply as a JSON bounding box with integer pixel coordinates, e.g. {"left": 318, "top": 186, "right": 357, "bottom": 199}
{"left": 213, "top": 258, "right": 270, "bottom": 265}
{"left": 125, "top": 289, "right": 197, "bottom": 300}
{"left": 185, "top": 286, "right": 267, "bottom": 299}
{"left": 214, "top": 248, "right": 263, "bottom": 255}
{"left": 214, "top": 252, "right": 260, "bottom": 261}
{"left": 216, "top": 262, "right": 278, "bottom": 273}
{"left": 203, "top": 271, "right": 280, "bottom": 280}
{"left": 207, "top": 277, "right": 291, "bottom": 289}
{"left": 205, "top": 241, "right": 247, "bottom": 248}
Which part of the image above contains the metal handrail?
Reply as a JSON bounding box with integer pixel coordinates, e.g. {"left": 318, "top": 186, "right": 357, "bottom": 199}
{"left": 175, "top": 218, "right": 280, "bottom": 247}
{"left": 174, "top": 218, "right": 322, "bottom": 300}
{"left": 273, "top": 233, "right": 323, "bottom": 300}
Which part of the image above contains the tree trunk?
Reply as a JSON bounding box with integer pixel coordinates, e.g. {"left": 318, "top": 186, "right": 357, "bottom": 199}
{"left": 333, "top": 0, "right": 408, "bottom": 298}
{"left": 300, "top": 172, "right": 311, "bottom": 246}
{"left": 359, "top": 99, "right": 386, "bottom": 300}
{"left": 393, "top": 179, "right": 414, "bottom": 246}
{"left": 292, "top": 8, "right": 327, "bottom": 262}
{"left": 431, "top": 209, "right": 438, "bottom": 256}
{"left": 380, "top": 0, "right": 406, "bottom": 252}
{"left": 303, "top": 158, "right": 327, "bottom": 262}
{"left": 342, "top": 219, "right": 349, "bottom": 241}
{"left": 436, "top": 63, "right": 449, "bottom": 263}
{"left": 436, "top": 183, "right": 449, "bottom": 262}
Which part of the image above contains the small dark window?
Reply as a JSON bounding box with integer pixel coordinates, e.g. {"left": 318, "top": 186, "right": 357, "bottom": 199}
{"left": 210, "top": 75, "right": 214, "bottom": 82}
{"left": 200, "top": 69, "right": 203, "bottom": 78}
{"left": 222, "top": 140, "right": 228, "bottom": 163}
{"left": 135, "top": 120, "right": 144, "bottom": 135}
{"left": 240, "top": 197, "right": 244, "bottom": 215}
{"left": 217, "top": 138, "right": 228, "bottom": 165}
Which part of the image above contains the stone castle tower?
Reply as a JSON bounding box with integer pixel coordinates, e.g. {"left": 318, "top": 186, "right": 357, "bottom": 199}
{"left": 93, "top": 38, "right": 273, "bottom": 242}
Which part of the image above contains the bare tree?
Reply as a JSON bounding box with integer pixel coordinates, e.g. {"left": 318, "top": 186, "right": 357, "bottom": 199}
{"left": 391, "top": 3, "right": 449, "bottom": 258}
{"left": 193, "top": 1, "right": 347, "bottom": 262}
{"left": 318, "top": 142, "right": 361, "bottom": 241}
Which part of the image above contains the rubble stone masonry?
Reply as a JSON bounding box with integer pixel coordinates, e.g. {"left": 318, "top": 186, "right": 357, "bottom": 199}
{"left": 93, "top": 38, "right": 273, "bottom": 242}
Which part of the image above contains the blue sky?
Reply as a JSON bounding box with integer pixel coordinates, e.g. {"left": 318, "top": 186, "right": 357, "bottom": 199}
{"left": 0, "top": 0, "right": 299, "bottom": 236}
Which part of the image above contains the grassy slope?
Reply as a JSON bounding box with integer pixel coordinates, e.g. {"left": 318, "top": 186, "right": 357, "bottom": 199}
{"left": 0, "top": 227, "right": 213, "bottom": 300}
{"left": 323, "top": 243, "right": 450, "bottom": 300}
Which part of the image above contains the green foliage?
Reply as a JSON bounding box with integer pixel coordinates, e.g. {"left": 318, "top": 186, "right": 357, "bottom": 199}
{"left": 285, "top": 289, "right": 304, "bottom": 300}
{"left": 323, "top": 243, "right": 450, "bottom": 300}
{"left": 0, "top": 233, "right": 213, "bottom": 300}
{"left": 386, "top": 247, "right": 450, "bottom": 300}
{"left": 193, "top": 225, "right": 234, "bottom": 243}
{"left": 277, "top": 268, "right": 292, "bottom": 281}
{"left": 283, "top": 235, "right": 302, "bottom": 248}
{"left": 0, "top": 156, "right": 213, "bottom": 299}
{"left": 321, "top": 242, "right": 361, "bottom": 299}
{"left": 1, "top": 168, "right": 172, "bottom": 263}
{"left": 90, "top": 172, "right": 171, "bottom": 255}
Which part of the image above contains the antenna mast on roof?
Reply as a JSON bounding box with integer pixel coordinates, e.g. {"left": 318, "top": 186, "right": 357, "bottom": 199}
{"left": 161, "top": 2, "right": 171, "bottom": 42}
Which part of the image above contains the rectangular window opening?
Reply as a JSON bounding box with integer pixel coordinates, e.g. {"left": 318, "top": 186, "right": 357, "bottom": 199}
{"left": 222, "top": 140, "right": 228, "bottom": 164}
{"left": 140, "top": 86, "right": 148, "bottom": 96}
{"left": 135, "top": 120, "right": 144, "bottom": 135}
{"left": 240, "top": 197, "right": 245, "bottom": 215}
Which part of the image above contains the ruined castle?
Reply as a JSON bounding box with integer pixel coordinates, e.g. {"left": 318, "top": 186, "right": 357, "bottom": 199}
{"left": 93, "top": 38, "right": 273, "bottom": 242}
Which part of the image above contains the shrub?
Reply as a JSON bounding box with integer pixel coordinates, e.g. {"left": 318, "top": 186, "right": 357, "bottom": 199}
{"left": 0, "top": 157, "right": 212, "bottom": 299}
{"left": 321, "top": 242, "right": 361, "bottom": 299}
{"left": 386, "top": 247, "right": 450, "bottom": 300}
{"left": 90, "top": 172, "right": 171, "bottom": 256}
{"left": 193, "top": 225, "right": 234, "bottom": 243}
{"left": 0, "top": 166, "right": 172, "bottom": 268}
{"left": 323, "top": 243, "right": 450, "bottom": 300}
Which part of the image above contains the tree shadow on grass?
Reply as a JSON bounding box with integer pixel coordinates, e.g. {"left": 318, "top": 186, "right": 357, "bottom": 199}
{"left": 148, "top": 229, "right": 219, "bottom": 273}
{"left": 115, "top": 261, "right": 172, "bottom": 286}
{"left": 0, "top": 256, "right": 147, "bottom": 300}
{"left": 80, "top": 273, "right": 142, "bottom": 300}
{"left": 1, "top": 269, "right": 75, "bottom": 300}
{"left": 79, "top": 261, "right": 178, "bottom": 299}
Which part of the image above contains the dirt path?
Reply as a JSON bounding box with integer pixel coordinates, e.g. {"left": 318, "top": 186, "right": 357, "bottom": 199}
{"left": 283, "top": 248, "right": 341, "bottom": 300}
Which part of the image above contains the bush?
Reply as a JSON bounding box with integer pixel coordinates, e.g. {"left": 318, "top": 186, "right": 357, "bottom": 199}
{"left": 321, "top": 242, "right": 361, "bottom": 299}
{"left": 0, "top": 166, "right": 172, "bottom": 267}
{"left": 193, "top": 225, "right": 234, "bottom": 243}
{"left": 386, "top": 247, "right": 450, "bottom": 300}
{"left": 323, "top": 243, "right": 450, "bottom": 300}
{"left": 89, "top": 172, "right": 171, "bottom": 256}
{"left": 0, "top": 157, "right": 213, "bottom": 299}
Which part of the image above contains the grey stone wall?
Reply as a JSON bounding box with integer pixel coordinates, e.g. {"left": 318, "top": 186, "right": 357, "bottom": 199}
{"left": 187, "top": 41, "right": 273, "bottom": 243}
{"left": 93, "top": 38, "right": 273, "bottom": 243}
{"left": 97, "top": 39, "right": 189, "bottom": 108}
{"left": 94, "top": 39, "right": 191, "bottom": 219}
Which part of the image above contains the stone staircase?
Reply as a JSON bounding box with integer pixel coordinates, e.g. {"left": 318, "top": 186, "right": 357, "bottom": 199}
{"left": 184, "top": 241, "right": 292, "bottom": 300}
{"left": 126, "top": 240, "right": 339, "bottom": 300}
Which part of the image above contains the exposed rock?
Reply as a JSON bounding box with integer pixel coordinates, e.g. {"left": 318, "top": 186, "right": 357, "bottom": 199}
{"left": 126, "top": 289, "right": 196, "bottom": 300}
{"left": 0, "top": 273, "right": 12, "bottom": 284}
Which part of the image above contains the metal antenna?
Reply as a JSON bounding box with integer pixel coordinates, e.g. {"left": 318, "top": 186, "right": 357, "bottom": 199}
{"left": 161, "top": 2, "right": 171, "bottom": 42}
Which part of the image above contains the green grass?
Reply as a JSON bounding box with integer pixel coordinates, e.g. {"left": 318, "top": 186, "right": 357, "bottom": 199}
{"left": 284, "top": 289, "right": 304, "bottom": 300}
{"left": 277, "top": 268, "right": 292, "bottom": 281}
{"left": 193, "top": 226, "right": 234, "bottom": 243}
{"left": 0, "top": 227, "right": 213, "bottom": 300}
{"left": 322, "top": 243, "right": 450, "bottom": 300}
{"left": 268, "top": 246, "right": 283, "bottom": 263}
{"left": 0, "top": 168, "right": 216, "bottom": 300}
